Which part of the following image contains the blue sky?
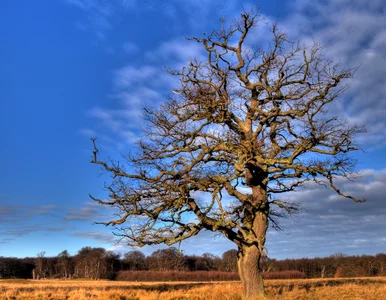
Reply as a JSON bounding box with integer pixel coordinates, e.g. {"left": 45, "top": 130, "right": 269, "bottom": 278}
{"left": 1, "top": 0, "right": 386, "bottom": 259}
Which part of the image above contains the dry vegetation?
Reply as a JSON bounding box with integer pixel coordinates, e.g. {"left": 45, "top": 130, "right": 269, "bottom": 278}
{"left": 1, "top": 277, "right": 386, "bottom": 300}
{"left": 116, "top": 270, "right": 306, "bottom": 281}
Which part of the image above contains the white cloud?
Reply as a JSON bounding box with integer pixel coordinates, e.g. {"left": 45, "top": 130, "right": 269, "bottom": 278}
{"left": 89, "top": 36, "right": 208, "bottom": 146}
{"left": 264, "top": 168, "right": 386, "bottom": 258}
{"left": 114, "top": 66, "right": 160, "bottom": 89}
{"left": 282, "top": 0, "right": 386, "bottom": 147}
{"left": 78, "top": 128, "right": 97, "bottom": 138}
{"left": 88, "top": 65, "right": 171, "bottom": 145}
{"left": 145, "top": 38, "right": 205, "bottom": 68}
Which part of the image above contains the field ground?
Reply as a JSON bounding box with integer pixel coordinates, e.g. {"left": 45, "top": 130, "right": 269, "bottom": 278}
{"left": 1, "top": 277, "right": 386, "bottom": 299}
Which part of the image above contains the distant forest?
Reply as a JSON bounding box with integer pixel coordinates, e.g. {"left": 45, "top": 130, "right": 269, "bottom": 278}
{"left": 1, "top": 247, "right": 385, "bottom": 281}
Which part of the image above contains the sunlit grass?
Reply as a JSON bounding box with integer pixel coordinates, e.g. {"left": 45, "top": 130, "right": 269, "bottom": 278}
{"left": 1, "top": 277, "right": 386, "bottom": 299}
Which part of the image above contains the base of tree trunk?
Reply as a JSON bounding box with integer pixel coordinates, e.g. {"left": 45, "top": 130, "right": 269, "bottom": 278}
{"left": 238, "top": 245, "right": 265, "bottom": 299}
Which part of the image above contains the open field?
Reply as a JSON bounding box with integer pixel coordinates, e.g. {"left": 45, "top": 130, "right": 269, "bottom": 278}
{"left": 1, "top": 277, "right": 386, "bottom": 299}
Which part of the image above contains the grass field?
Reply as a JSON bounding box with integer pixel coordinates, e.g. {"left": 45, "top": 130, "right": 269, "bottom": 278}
{"left": 1, "top": 277, "right": 386, "bottom": 299}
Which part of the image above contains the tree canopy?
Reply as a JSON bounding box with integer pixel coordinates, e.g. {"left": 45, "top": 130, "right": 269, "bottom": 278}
{"left": 91, "top": 9, "right": 365, "bottom": 298}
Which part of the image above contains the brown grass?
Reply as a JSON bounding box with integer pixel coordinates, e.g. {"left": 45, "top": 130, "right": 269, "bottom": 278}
{"left": 1, "top": 277, "right": 386, "bottom": 299}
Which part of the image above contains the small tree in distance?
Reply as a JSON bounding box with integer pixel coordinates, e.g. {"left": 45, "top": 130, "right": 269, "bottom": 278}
{"left": 122, "top": 250, "right": 146, "bottom": 270}
{"left": 91, "top": 9, "right": 365, "bottom": 299}
{"left": 222, "top": 249, "right": 238, "bottom": 272}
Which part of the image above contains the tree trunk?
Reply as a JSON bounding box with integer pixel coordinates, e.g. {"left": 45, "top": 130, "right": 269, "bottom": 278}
{"left": 238, "top": 244, "right": 265, "bottom": 299}
{"left": 237, "top": 178, "right": 269, "bottom": 299}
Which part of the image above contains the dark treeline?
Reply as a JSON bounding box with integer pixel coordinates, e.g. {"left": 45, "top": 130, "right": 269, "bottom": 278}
{"left": 271, "top": 253, "right": 386, "bottom": 278}
{"left": 1, "top": 248, "right": 386, "bottom": 280}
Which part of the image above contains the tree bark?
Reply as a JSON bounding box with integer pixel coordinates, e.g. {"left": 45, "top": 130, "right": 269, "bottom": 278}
{"left": 238, "top": 244, "right": 265, "bottom": 299}
{"left": 237, "top": 179, "right": 269, "bottom": 299}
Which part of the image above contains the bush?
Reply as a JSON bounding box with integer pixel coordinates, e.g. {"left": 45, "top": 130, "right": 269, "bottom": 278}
{"left": 116, "top": 271, "right": 239, "bottom": 281}
{"left": 263, "top": 270, "right": 306, "bottom": 280}
{"left": 116, "top": 270, "right": 306, "bottom": 281}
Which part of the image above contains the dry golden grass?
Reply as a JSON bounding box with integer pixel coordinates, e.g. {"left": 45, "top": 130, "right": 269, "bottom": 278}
{"left": 1, "top": 277, "right": 386, "bottom": 299}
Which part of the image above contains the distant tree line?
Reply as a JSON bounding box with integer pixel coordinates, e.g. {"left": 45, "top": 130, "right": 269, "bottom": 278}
{"left": 269, "top": 253, "right": 386, "bottom": 278}
{"left": 1, "top": 248, "right": 385, "bottom": 280}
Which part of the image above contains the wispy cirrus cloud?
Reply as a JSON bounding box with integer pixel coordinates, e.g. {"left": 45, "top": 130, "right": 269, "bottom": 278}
{"left": 264, "top": 168, "right": 386, "bottom": 258}
{"left": 66, "top": 0, "right": 253, "bottom": 41}
{"left": 144, "top": 38, "right": 205, "bottom": 68}
{"left": 72, "top": 230, "right": 116, "bottom": 244}
{"left": 86, "top": 76, "right": 168, "bottom": 145}
{"left": 0, "top": 238, "right": 15, "bottom": 244}
{"left": 86, "top": 46, "right": 190, "bottom": 145}
{"left": 65, "top": 0, "right": 115, "bottom": 40}
{"left": 64, "top": 202, "right": 107, "bottom": 221}
{"left": 0, "top": 203, "right": 61, "bottom": 224}
{"left": 0, "top": 201, "right": 111, "bottom": 245}
{"left": 71, "top": 1, "right": 252, "bottom": 147}
{"left": 282, "top": 0, "right": 386, "bottom": 147}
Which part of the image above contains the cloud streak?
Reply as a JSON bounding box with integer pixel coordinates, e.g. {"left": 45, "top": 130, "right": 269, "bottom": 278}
{"left": 64, "top": 202, "right": 114, "bottom": 222}
{"left": 0, "top": 201, "right": 111, "bottom": 245}
{"left": 72, "top": 230, "right": 116, "bottom": 244}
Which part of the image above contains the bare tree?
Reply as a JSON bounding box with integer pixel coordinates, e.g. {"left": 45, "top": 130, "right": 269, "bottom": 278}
{"left": 91, "top": 9, "right": 365, "bottom": 298}
{"left": 122, "top": 250, "right": 146, "bottom": 270}
{"left": 221, "top": 249, "right": 238, "bottom": 272}
{"left": 57, "top": 250, "right": 72, "bottom": 279}
{"left": 34, "top": 251, "right": 47, "bottom": 280}
{"left": 146, "top": 248, "right": 185, "bottom": 271}
{"left": 74, "top": 247, "right": 111, "bottom": 279}
{"left": 197, "top": 253, "right": 221, "bottom": 271}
